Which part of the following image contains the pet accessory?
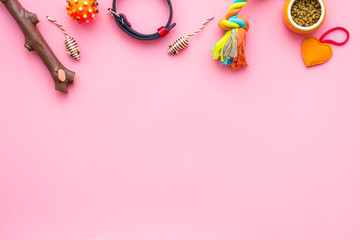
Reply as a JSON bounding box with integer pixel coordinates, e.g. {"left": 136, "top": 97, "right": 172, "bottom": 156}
{"left": 168, "top": 17, "right": 214, "bottom": 55}
{"left": 1, "top": 0, "right": 75, "bottom": 94}
{"left": 213, "top": 0, "right": 250, "bottom": 70}
{"left": 302, "top": 27, "right": 350, "bottom": 67}
{"left": 284, "top": 0, "right": 326, "bottom": 34}
{"left": 47, "top": 17, "right": 80, "bottom": 61}
{"left": 108, "top": 0, "right": 176, "bottom": 40}
{"left": 66, "top": 0, "right": 99, "bottom": 23}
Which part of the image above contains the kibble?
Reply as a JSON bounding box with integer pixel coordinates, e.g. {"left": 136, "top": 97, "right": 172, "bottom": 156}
{"left": 291, "top": 0, "right": 322, "bottom": 27}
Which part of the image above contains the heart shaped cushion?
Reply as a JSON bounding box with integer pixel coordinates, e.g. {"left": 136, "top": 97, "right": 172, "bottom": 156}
{"left": 302, "top": 36, "right": 333, "bottom": 67}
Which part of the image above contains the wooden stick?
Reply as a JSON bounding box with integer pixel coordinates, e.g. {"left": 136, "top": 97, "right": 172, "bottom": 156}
{"left": 1, "top": 0, "right": 75, "bottom": 94}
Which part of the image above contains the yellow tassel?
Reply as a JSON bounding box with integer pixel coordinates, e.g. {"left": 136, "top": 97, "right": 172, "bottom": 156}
{"left": 213, "top": 30, "right": 231, "bottom": 61}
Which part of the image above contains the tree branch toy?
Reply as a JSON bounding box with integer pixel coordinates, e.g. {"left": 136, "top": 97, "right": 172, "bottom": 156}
{"left": 1, "top": 0, "right": 75, "bottom": 94}
{"left": 213, "top": 0, "right": 250, "bottom": 70}
{"left": 168, "top": 17, "right": 214, "bottom": 55}
{"left": 47, "top": 17, "right": 80, "bottom": 61}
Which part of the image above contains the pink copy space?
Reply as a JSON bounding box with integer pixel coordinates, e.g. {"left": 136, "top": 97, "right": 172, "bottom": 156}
{"left": 0, "top": 0, "right": 360, "bottom": 239}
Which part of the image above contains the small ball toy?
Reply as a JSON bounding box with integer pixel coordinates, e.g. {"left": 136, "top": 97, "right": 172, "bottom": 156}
{"left": 66, "top": 0, "right": 99, "bottom": 23}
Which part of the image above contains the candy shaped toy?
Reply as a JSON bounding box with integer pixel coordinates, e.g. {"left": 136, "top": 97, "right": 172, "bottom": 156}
{"left": 66, "top": 0, "right": 99, "bottom": 23}
{"left": 213, "top": 0, "right": 250, "bottom": 70}
{"left": 47, "top": 17, "right": 80, "bottom": 61}
{"left": 168, "top": 17, "right": 214, "bottom": 55}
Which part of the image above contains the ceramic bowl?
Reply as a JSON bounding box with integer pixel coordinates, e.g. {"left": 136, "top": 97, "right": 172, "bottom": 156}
{"left": 283, "top": 0, "right": 326, "bottom": 34}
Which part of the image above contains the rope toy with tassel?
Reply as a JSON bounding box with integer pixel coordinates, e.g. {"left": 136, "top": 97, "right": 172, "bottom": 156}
{"left": 168, "top": 17, "right": 214, "bottom": 55}
{"left": 213, "top": 0, "right": 250, "bottom": 70}
{"left": 47, "top": 17, "right": 80, "bottom": 61}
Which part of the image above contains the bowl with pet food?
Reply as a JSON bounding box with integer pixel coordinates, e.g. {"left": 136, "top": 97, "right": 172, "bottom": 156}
{"left": 283, "top": 0, "right": 326, "bottom": 34}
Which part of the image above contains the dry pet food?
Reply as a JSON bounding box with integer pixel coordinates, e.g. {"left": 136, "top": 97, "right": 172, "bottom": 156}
{"left": 291, "top": 0, "right": 322, "bottom": 27}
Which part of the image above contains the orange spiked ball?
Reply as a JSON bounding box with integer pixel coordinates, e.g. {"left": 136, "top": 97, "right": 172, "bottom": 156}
{"left": 66, "top": 0, "right": 99, "bottom": 23}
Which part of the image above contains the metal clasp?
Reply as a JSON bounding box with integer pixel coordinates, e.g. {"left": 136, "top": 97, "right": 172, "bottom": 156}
{"left": 108, "top": 8, "right": 120, "bottom": 17}
{"left": 108, "top": 8, "right": 125, "bottom": 25}
{"left": 113, "top": 9, "right": 138, "bottom": 27}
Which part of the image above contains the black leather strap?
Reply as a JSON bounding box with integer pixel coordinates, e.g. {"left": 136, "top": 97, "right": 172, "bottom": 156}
{"left": 110, "top": 0, "right": 176, "bottom": 40}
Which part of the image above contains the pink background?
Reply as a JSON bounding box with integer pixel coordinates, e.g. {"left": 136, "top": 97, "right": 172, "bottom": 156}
{"left": 1, "top": 0, "right": 360, "bottom": 239}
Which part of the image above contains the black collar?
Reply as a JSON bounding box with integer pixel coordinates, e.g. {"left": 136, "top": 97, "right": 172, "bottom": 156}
{"left": 109, "top": 0, "right": 176, "bottom": 40}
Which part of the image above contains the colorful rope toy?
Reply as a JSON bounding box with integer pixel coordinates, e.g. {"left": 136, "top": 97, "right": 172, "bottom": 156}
{"left": 66, "top": 0, "right": 99, "bottom": 23}
{"left": 213, "top": 0, "right": 250, "bottom": 70}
